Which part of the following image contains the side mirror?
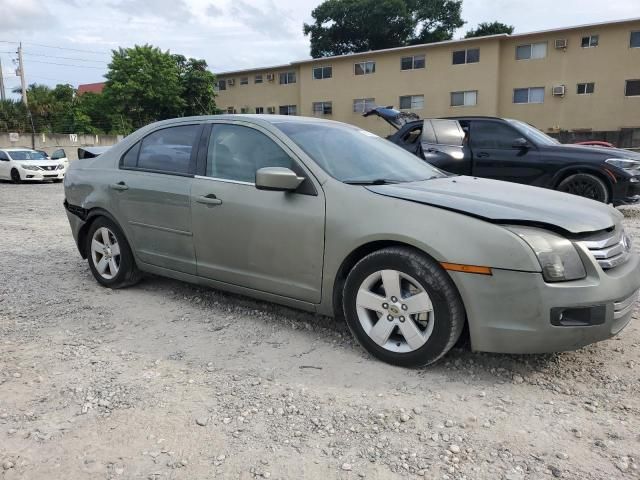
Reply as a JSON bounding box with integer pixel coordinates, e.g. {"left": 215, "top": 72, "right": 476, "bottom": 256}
{"left": 512, "top": 138, "right": 530, "bottom": 149}
{"left": 51, "top": 149, "right": 66, "bottom": 160}
{"left": 255, "top": 167, "right": 304, "bottom": 192}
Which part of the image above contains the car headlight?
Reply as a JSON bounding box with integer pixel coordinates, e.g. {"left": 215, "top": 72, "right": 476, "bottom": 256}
{"left": 606, "top": 158, "right": 640, "bottom": 174}
{"left": 57, "top": 164, "right": 65, "bottom": 170}
{"left": 507, "top": 226, "right": 586, "bottom": 282}
{"left": 20, "top": 164, "right": 41, "bottom": 171}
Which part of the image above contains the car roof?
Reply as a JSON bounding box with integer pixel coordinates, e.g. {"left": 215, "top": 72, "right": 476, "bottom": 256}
{"left": 148, "top": 114, "right": 347, "bottom": 131}
{"left": 1, "top": 147, "right": 39, "bottom": 152}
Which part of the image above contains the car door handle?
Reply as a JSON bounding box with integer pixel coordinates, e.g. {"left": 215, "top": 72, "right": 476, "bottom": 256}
{"left": 109, "top": 182, "right": 129, "bottom": 191}
{"left": 196, "top": 194, "right": 223, "bottom": 206}
{"left": 476, "top": 152, "right": 490, "bottom": 158}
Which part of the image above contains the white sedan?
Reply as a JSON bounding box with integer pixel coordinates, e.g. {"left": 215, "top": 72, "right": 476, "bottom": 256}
{"left": 0, "top": 148, "right": 67, "bottom": 183}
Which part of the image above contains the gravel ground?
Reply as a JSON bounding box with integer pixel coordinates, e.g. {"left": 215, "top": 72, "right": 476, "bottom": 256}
{"left": 1, "top": 182, "right": 639, "bottom": 480}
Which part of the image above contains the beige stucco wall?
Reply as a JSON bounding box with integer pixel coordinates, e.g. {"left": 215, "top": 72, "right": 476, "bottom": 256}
{"left": 215, "top": 19, "right": 640, "bottom": 136}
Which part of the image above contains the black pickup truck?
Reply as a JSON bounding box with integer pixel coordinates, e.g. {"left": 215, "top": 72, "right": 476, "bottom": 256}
{"left": 364, "top": 107, "right": 640, "bottom": 205}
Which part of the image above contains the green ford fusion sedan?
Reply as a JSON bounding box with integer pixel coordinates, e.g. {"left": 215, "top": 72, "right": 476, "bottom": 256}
{"left": 63, "top": 115, "right": 639, "bottom": 367}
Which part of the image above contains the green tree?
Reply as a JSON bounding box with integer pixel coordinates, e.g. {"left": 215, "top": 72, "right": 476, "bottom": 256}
{"left": 465, "top": 21, "right": 514, "bottom": 38}
{"left": 174, "top": 55, "right": 217, "bottom": 116}
{"left": 303, "top": 0, "right": 464, "bottom": 57}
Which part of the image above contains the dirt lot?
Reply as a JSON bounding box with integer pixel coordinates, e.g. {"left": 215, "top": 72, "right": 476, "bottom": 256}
{"left": 0, "top": 182, "right": 639, "bottom": 480}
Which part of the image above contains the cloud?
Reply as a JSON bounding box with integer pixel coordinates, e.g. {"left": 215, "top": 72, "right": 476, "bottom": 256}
{"left": 230, "top": 0, "right": 296, "bottom": 38}
{"left": 206, "top": 3, "right": 223, "bottom": 17}
{"left": 111, "top": 0, "right": 194, "bottom": 23}
{"left": 0, "top": 0, "right": 56, "bottom": 33}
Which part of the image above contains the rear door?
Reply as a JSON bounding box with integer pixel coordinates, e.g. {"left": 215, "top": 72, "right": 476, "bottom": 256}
{"left": 469, "top": 120, "right": 544, "bottom": 184}
{"left": 420, "top": 119, "right": 470, "bottom": 175}
{"left": 190, "top": 121, "right": 325, "bottom": 303}
{"left": 110, "top": 124, "right": 202, "bottom": 275}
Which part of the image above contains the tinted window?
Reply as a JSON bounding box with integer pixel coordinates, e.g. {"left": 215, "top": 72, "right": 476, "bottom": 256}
{"left": 0, "top": 151, "right": 9, "bottom": 160}
{"left": 137, "top": 125, "right": 199, "bottom": 174}
{"left": 432, "top": 120, "right": 464, "bottom": 146}
{"left": 470, "top": 122, "right": 522, "bottom": 149}
{"left": 122, "top": 142, "right": 141, "bottom": 168}
{"left": 206, "top": 124, "right": 292, "bottom": 183}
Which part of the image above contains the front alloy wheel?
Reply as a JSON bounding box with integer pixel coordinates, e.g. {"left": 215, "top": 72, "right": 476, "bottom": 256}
{"left": 343, "top": 247, "right": 465, "bottom": 367}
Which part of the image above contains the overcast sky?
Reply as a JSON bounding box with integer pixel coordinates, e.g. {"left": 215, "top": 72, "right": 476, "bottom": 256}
{"left": 0, "top": 0, "right": 637, "bottom": 97}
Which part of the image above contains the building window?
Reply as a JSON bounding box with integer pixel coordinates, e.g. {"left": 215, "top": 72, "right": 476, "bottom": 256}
{"left": 313, "top": 66, "right": 332, "bottom": 79}
{"left": 400, "top": 55, "right": 425, "bottom": 70}
{"left": 513, "top": 87, "right": 545, "bottom": 104}
{"left": 312, "top": 101, "right": 333, "bottom": 115}
{"left": 255, "top": 107, "right": 264, "bottom": 114}
{"left": 354, "top": 61, "right": 376, "bottom": 75}
{"left": 516, "top": 42, "right": 547, "bottom": 60}
{"left": 399, "top": 95, "right": 424, "bottom": 110}
{"left": 452, "top": 48, "right": 480, "bottom": 65}
{"left": 626, "top": 80, "right": 640, "bottom": 97}
{"left": 279, "top": 72, "right": 296, "bottom": 85}
{"left": 267, "top": 106, "right": 276, "bottom": 114}
{"left": 353, "top": 98, "right": 376, "bottom": 113}
{"left": 255, "top": 74, "right": 263, "bottom": 84}
{"left": 581, "top": 35, "right": 599, "bottom": 48}
{"left": 240, "top": 77, "right": 248, "bottom": 85}
{"left": 217, "top": 79, "right": 226, "bottom": 91}
{"left": 240, "top": 107, "right": 249, "bottom": 114}
{"left": 577, "top": 82, "right": 595, "bottom": 95}
{"left": 226, "top": 107, "right": 236, "bottom": 114}
{"left": 631, "top": 31, "right": 640, "bottom": 48}
{"left": 279, "top": 105, "right": 297, "bottom": 115}
{"left": 451, "top": 90, "right": 478, "bottom": 107}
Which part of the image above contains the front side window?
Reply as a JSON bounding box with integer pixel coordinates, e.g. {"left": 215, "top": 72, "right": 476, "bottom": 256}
{"left": 513, "top": 87, "right": 545, "bottom": 104}
{"left": 279, "top": 71, "right": 296, "bottom": 85}
{"left": 452, "top": 48, "right": 480, "bottom": 65}
{"left": 279, "top": 105, "right": 297, "bottom": 115}
{"left": 451, "top": 90, "right": 477, "bottom": 107}
{"left": 400, "top": 55, "right": 425, "bottom": 70}
{"left": 577, "top": 82, "right": 595, "bottom": 95}
{"left": 470, "top": 122, "right": 522, "bottom": 150}
{"left": 312, "top": 101, "right": 332, "bottom": 115}
{"left": 516, "top": 42, "right": 547, "bottom": 60}
{"left": 353, "top": 98, "right": 376, "bottom": 113}
{"left": 206, "top": 124, "right": 292, "bottom": 183}
{"left": 581, "top": 35, "right": 599, "bottom": 48}
{"left": 626, "top": 80, "right": 640, "bottom": 97}
{"left": 255, "top": 74, "right": 263, "bottom": 84}
{"left": 399, "top": 95, "right": 424, "bottom": 110}
{"left": 131, "top": 125, "right": 199, "bottom": 174}
{"left": 0, "top": 151, "right": 9, "bottom": 160}
{"left": 354, "top": 61, "right": 376, "bottom": 75}
{"left": 313, "top": 66, "right": 332, "bottom": 79}
{"left": 274, "top": 122, "right": 445, "bottom": 184}
{"left": 631, "top": 31, "right": 640, "bottom": 48}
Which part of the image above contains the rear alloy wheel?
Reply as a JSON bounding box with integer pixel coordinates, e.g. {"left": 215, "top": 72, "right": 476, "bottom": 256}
{"left": 343, "top": 247, "right": 465, "bottom": 367}
{"left": 557, "top": 173, "right": 609, "bottom": 203}
{"left": 10, "top": 168, "right": 21, "bottom": 184}
{"left": 86, "top": 217, "right": 141, "bottom": 288}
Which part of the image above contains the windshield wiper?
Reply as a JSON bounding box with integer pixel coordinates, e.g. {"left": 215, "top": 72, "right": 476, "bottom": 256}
{"left": 343, "top": 179, "right": 401, "bottom": 185}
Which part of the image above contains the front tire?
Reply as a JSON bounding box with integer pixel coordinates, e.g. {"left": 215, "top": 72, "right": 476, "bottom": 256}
{"left": 343, "top": 247, "right": 465, "bottom": 367}
{"left": 10, "top": 168, "right": 21, "bottom": 184}
{"left": 85, "top": 217, "right": 141, "bottom": 288}
{"left": 557, "top": 173, "right": 609, "bottom": 203}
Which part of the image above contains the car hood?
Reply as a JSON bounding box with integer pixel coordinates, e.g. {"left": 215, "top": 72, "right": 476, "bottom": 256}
{"left": 367, "top": 176, "right": 622, "bottom": 235}
{"left": 553, "top": 144, "right": 640, "bottom": 160}
{"left": 17, "top": 160, "right": 62, "bottom": 166}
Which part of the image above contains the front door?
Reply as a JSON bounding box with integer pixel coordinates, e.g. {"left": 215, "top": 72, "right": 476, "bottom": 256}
{"left": 469, "top": 120, "right": 544, "bottom": 184}
{"left": 110, "top": 124, "right": 201, "bottom": 275}
{"left": 191, "top": 122, "right": 325, "bottom": 303}
{"left": 0, "top": 151, "right": 10, "bottom": 179}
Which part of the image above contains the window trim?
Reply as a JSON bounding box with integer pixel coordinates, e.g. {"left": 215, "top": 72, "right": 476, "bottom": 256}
{"left": 354, "top": 60, "right": 376, "bottom": 75}
{"left": 576, "top": 82, "right": 595, "bottom": 95}
{"left": 581, "top": 34, "right": 599, "bottom": 48}
{"left": 312, "top": 65, "right": 333, "bottom": 80}
{"left": 625, "top": 79, "right": 640, "bottom": 97}
{"left": 400, "top": 54, "right": 426, "bottom": 71}
{"left": 118, "top": 123, "right": 203, "bottom": 177}
{"left": 515, "top": 42, "right": 547, "bottom": 60}
{"left": 450, "top": 90, "right": 478, "bottom": 107}
{"left": 513, "top": 87, "right": 545, "bottom": 104}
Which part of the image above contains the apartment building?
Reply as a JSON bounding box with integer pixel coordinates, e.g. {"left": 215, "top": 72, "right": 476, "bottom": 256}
{"left": 214, "top": 18, "right": 640, "bottom": 137}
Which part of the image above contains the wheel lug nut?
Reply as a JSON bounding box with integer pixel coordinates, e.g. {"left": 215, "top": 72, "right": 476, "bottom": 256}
{"left": 399, "top": 316, "right": 405, "bottom": 322}
{"left": 390, "top": 296, "right": 397, "bottom": 302}
{"left": 387, "top": 315, "right": 393, "bottom": 321}
{"left": 382, "top": 303, "right": 389, "bottom": 309}
{"left": 401, "top": 304, "right": 408, "bottom": 311}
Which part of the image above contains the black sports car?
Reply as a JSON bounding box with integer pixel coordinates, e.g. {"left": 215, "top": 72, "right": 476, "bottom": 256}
{"left": 364, "top": 107, "right": 640, "bottom": 206}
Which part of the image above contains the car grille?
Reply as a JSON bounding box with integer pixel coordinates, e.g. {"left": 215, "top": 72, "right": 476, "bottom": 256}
{"left": 581, "top": 228, "right": 632, "bottom": 270}
{"left": 614, "top": 289, "right": 639, "bottom": 320}
{"left": 42, "top": 165, "right": 57, "bottom": 171}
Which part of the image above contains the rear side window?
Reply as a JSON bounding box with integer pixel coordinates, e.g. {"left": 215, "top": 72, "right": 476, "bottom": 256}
{"left": 130, "top": 125, "right": 199, "bottom": 174}
{"left": 470, "top": 122, "right": 522, "bottom": 149}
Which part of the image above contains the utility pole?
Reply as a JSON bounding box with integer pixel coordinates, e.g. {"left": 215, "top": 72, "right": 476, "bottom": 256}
{"left": 0, "top": 59, "right": 5, "bottom": 101}
{"left": 17, "top": 42, "right": 27, "bottom": 106}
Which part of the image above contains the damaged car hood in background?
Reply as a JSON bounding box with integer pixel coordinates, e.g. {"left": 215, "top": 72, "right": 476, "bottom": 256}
{"left": 367, "top": 176, "right": 621, "bottom": 235}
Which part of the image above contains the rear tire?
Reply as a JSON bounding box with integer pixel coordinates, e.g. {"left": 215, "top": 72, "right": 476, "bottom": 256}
{"left": 557, "top": 173, "right": 609, "bottom": 203}
{"left": 342, "top": 247, "right": 465, "bottom": 367}
{"left": 10, "top": 168, "right": 21, "bottom": 184}
{"left": 85, "top": 217, "right": 141, "bottom": 288}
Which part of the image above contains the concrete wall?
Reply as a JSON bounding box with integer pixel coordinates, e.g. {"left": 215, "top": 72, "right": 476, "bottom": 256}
{"left": 0, "top": 132, "right": 123, "bottom": 161}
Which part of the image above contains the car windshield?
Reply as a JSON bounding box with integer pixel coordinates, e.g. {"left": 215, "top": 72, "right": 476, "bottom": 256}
{"left": 506, "top": 119, "right": 560, "bottom": 146}
{"left": 8, "top": 150, "right": 48, "bottom": 160}
{"left": 274, "top": 121, "right": 446, "bottom": 184}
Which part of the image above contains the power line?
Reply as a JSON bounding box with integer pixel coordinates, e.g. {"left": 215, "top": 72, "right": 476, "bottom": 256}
{"left": 23, "top": 41, "right": 111, "bottom": 55}
{"left": 24, "top": 59, "right": 106, "bottom": 70}
{"left": 23, "top": 52, "right": 109, "bottom": 64}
